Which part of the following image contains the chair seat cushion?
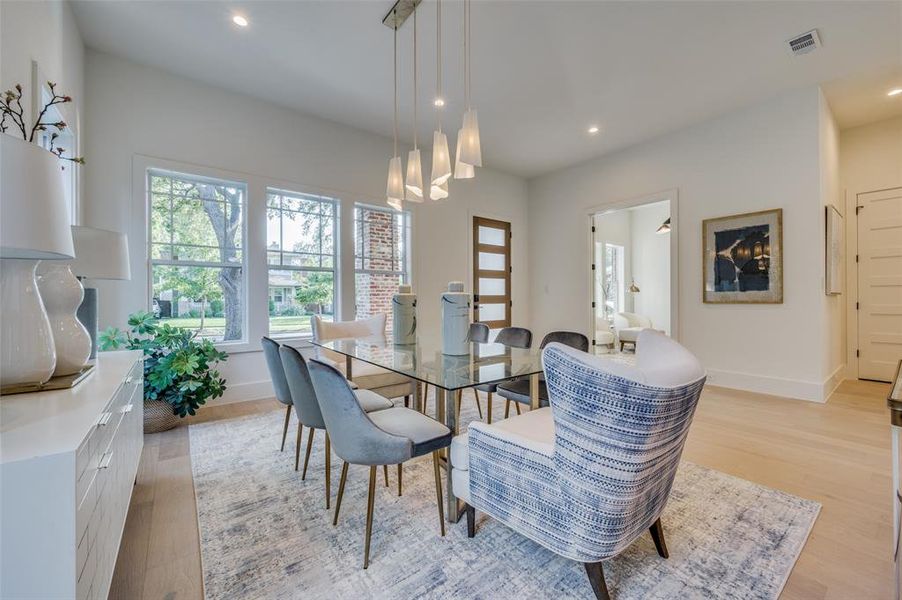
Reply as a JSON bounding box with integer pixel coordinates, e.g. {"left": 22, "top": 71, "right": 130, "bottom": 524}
{"left": 496, "top": 379, "right": 549, "bottom": 406}
{"left": 475, "top": 382, "right": 498, "bottom": 393}
{"left": 617, "top": 327, "right": 644, "bottom": 342}
{"left": 353, "top": 389, "right": 394, "bottom": 412}
{"left": 368, "top": 407, "right": 452, "bottom": 458}
{"left": 452, "top": 407, "right": 555, "bottom": 473}
{"left": 595, "top": 330, "right": 615, "bottom": 345}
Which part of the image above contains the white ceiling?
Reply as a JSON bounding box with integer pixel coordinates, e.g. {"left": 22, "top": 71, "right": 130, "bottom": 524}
{"left": 71, "top": 0, "right": 902, "bottom": 178}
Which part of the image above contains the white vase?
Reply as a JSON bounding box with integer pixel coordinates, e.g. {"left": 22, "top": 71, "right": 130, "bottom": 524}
{"left": 392, "top": 284, "right": 417, "bottom": 345}
{"left": 37, "top": 263, "right": 91, "bottom": 376}
{"left": 441, "top": 281, "right": 471, "bottom": 356}
{"left": 0, "top": 259, "right": 57, "bottom": 386}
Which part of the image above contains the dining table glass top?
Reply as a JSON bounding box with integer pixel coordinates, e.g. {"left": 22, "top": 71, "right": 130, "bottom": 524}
{"left": 310, "top": 335, "right": 543, "bottom": 391}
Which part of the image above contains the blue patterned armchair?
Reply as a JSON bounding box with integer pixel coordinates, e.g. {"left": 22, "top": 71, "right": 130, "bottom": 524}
{"left": 450, "top": 330, "right": 706, "bottom": 599}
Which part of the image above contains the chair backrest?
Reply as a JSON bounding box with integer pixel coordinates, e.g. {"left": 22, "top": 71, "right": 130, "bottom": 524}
{"left": 261, "top": 337, "right": 292, "bottom": 406}
{"left": 311, "top": 314, "right": 386, "bottom": 343}
{"left": 467, "top": 322, "right": 490, "bottom": 343}
{"left": 614, "top": 312, "right": 652, "bottom": 330}
{"left": 279, "top": 345, "right": 325, "bottom": 429}
{"left": 540, "top": 331, "right": 589, "bottom": 352}
{"left": 542, "top": 330, "right": 705, "bottom": 560}
{"left": 307, "top": 358, "right": 412, "bottom": 465}
{"left": 495, "top": 326, "right": 532, "bottom": 349}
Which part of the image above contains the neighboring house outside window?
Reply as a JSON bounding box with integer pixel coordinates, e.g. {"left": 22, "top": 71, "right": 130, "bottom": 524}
{"left": 266, "top": 188, "right": 337, "bottom": 337}
{"left": 148, "top": 169, "right": 246, "bottom": 342}
{"left": 354, "top": 204, "right": 411, "bottom": 331}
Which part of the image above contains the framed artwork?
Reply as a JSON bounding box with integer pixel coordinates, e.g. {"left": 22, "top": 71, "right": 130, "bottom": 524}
{"left": 703, "top": 208, "right": 783, "bottom": 304}
{"left": 825, "top": 205, "right": 843, "bottom": 295}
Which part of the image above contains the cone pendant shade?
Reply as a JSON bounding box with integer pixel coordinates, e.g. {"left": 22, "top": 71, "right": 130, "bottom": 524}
{"left": 430, "top": 131, "right": 452, "bottom": 188}
{"left": 405, "top": 148, "right": 424, "bottom": 201}
{"left": 430, "top": 178, "right": 449, "bottom": 200}
{"left": 387, "top": 156, "right": 405, "bottom": 208}
{"left": 459, "top": 108, "right": 482, "bottom": 167}
{"left": 454, "top": 128, "right": 475, "bottom": 179}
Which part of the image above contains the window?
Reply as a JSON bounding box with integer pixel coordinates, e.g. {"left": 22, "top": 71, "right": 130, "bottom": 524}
{"left": 602, "top": 243, "right": 625, "bottom": 320}
{"left": 354, "top": 204, "right": 411, "bottom": 329}
{"left": 267, "top": 188, "right": 337, "bottom": 336}
{"left": 148, "top": 169, "right": 246, "bottom": 342}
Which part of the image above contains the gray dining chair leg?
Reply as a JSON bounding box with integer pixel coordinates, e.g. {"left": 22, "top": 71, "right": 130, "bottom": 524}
{"left": 301, "top": 427, "right": 315, "bottom": 478}
{"left": 333, "top": 461, "right": 349, "bottom": 526}
{"left": 383, "top": 464, "right": 389, "bottom": 487}
{"left": 280, "top": 404, "right": 291, "bottom": 451}
{"left": 294, "top": 423, "right": 303, "bottom": 470}
{"left": 397, "top": 464, "right": 402, "bottom": 496}
{"left": 487, "top": 392, "right": 493, "bottom": 425}
{"left": 504, "top": 399, "right": 511, "bottom": 419}
{"left": 515, "top": 402, "right": 522, "bottom": 415}
{"left": 325, "top": 432, "right": 331, "bottom": 509}
{"left": 473, "top": 389, "right": 483, "bottom": 419}
{"left": 432, "top": 451, "right": 446, "bottom": 537}
{"left": 364, "top": 465, "right": 378, "bottom": 569}
{"left": 422, "top": 383, "right": 429, "bottom": 414}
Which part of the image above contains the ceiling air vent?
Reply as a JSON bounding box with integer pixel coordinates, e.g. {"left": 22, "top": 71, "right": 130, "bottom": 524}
{"left": 787, "top": 29, "right": 821, "bottom": 56}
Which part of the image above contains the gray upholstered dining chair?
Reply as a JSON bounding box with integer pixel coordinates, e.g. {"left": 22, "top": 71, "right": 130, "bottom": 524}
{"left": 307, "top": 357, "right": 452, "bottom": 569}
{"left": 474, "top": 326, "right": 532, "bottom": 424}
{"left": 279, "top": 345, "right": 394, "bottom": 508}
{"left": 261, "top": 337, "right": 296, "bottom": 453}
{"left": 496, "top": 331, "right": 589, "bottom": 415}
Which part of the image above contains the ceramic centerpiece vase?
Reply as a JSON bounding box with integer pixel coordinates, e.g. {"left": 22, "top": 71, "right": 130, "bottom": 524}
{"left": 441, "top": 281, "right": 471, "bottom": 356}
{"left": 37, "top": 263, "right": 91, "bottom": 376}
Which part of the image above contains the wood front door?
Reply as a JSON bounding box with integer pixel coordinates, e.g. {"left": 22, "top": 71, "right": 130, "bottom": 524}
{"left": 473, "top": 216, "right": 511, "bottom": 328}
{"left": 857, "top": 187, "right": 902, "bottom": 382}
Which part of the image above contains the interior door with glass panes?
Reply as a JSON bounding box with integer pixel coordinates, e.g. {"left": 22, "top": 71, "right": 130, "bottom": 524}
{"left": 473, "top": 217, "right": 512, "bottom": 328}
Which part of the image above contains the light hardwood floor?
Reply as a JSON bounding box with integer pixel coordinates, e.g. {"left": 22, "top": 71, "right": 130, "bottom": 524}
{"left": 109, "top": 379, "right": 894, "bottom": 600}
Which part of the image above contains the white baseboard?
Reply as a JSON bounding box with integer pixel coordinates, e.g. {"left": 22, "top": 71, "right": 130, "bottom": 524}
{"left": 705, "top": 368, "right": 830, "bottom": 402}
{"left": 210, "top": 380, "right": 274, "bottom": 406}
{"left": 821, "top": 363, "right": 847, "bottom": 401}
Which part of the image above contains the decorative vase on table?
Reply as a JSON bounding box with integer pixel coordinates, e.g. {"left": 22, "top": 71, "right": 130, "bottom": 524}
{"left": 37, "top": 263, "right": 92, "bottom": 376}
{"left": 392, "top": 284, "right": 417, "bottom": 345}
{"left": 0, "top": 134, "right": 75, "bottom": 387}
{"left": 441, "top": 281, "right": 471, "bottom": 356}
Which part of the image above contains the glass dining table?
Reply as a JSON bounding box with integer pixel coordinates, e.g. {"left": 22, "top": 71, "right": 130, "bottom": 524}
{"left": 309, "top": 334, "right": 545, "bottom": 523}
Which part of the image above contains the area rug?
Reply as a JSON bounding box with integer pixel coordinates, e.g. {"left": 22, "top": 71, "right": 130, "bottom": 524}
{"left": 189, "top": 402, "right": 820, "bottom": 599}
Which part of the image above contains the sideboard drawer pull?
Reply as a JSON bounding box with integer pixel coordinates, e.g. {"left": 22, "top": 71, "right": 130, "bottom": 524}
{"left": 98, "top": 452, "right": 113, "bottom": 470}
{"left": 121, "top": 404, "right": 133, "bottom": 414}
{"left": 125, "top": 376, "right": 134, "bottom": 385}
{"left": 97, "top": 412, "right": 112, "bottom": 426}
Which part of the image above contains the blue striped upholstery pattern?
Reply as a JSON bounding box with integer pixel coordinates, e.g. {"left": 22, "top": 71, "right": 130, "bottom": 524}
{"left": 468, "top": 342, "right": 706, "bottom": 563}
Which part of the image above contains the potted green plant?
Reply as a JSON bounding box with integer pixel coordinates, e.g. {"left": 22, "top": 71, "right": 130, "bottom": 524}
{"left": 100, "top": 311, "right": 228, "bottom": 433}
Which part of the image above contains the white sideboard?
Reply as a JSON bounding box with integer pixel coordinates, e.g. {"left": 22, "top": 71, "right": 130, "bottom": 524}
{"left": 1, "top": 350, "right": 144, "bottom": 599}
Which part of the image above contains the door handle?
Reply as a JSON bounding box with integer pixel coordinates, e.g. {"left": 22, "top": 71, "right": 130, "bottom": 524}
{"left": 121, "top": 404, "right": 134, "bottom": 414}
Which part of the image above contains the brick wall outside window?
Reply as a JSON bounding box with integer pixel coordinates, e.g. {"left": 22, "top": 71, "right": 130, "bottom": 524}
{"left": 354, "top": 205, "right": 410, "bottom": 333}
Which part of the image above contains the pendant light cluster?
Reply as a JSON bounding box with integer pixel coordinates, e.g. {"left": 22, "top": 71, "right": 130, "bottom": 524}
{"left": 385, "top": 0, "right": 482, "bottom": 211}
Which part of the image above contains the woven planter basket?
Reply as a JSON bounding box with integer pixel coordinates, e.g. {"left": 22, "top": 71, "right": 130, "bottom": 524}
{"left": 144, "top": 399, "right": 182, "bottom": 433}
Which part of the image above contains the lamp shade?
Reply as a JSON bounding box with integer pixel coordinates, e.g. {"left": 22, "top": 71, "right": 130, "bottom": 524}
{"left": 0, "top": 134, "right": 74, "bottom": 259}
{"left": 430, "top": 130, "right": 452, "bottom": 189}
{"left": 656, "top": 217, "right": 671, "bottom": 234}
{"left": 453, "top": 128, "right": 475, "bottom": 180}
{"left": 430, "top": 179, "right": 449, "bottom": 201}
{"left": 386, "top": 156, "right": 405, "bottom": 206}
{"left": 459, "top": 108, "right": 482, "bottom": 167}
{"left": 69, "top": 226, "right": 131, "bottom": 280}
{"left": 405, "top": 148, "right": 424, "bottom": 201}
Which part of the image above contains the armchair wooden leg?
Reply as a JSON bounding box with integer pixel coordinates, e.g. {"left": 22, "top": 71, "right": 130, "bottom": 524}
{"left": 620, "top": 341, "right": 625, "bottom": 352}
{"left": 301, "top": 427, "right": 315, "bottom": 478}
{"left": 464, "top": 503, "right": 476, "bottom": 538}
{"left": 487, "top": 392, "right": 493, "bottom": 424}
{"left": 397, "top": 464, "right": 402, "bottom": 496}
{"left": 431, "top": 451, "right": 445, "bottom": 537}
{"left": 504, "top": 399, "right": 511, "bottom": 419}
{"left": 363, "top": 465, "right": 377, "bottom": 569}
{"left": 473, "top": 389, "right": 483, "bottom": 419}
{"left": 515, "top": 402, "right": 521, "bottom": 415}
{"left": 649, "top": 517, "right": 669, "bottom": 558}
{"left": 280, "top": 405, "right": 291, "bottom": 451}
{"left": 383, "top": 464, "right": 389, "bottom": 487}
{"left": 294, "top": 423, "right": 303, "bottom": 471}
{"left": 332, "top": 461, "right": 349, "bottom": 526}
{"left": 583, "top": 562, "right": 611, "bottom": 600}
{"left": 404, "top": 394, "right": 410, "bottom": 408}
{"left": 325, "top": 432, "right": 331, "bottom": 509}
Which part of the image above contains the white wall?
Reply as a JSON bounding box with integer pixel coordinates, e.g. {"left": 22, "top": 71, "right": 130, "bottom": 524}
{"left": 82, "top": 51, "right": 528, "bottom": 403}
{"left": 630, "top": 201, "right": 671, "bottom": 335}
{"left": 840, "top": 115, "right": 902, "bottom": 378}
{"left": 0, "top": 0, "right": 84, "bottom": 218}
{"left": 528, "top": 86, "right": 833, "bottom": 401}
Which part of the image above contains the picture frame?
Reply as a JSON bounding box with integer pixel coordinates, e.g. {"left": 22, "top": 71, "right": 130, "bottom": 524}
{"left": 702, "top": 208, "right": 783, "bottom": 304}
{"left": 825, "top": 205, "right": 843, "bottom": 295}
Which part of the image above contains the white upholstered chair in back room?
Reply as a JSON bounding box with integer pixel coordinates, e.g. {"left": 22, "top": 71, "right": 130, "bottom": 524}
{"left": 613, "top": 311, "right": 657, "bottom": 352}
{"left": 310, "top": 314, "right": 415, "bottom": 403}
{"left": 594, "top": 316, "right": 615, "bottom": 351}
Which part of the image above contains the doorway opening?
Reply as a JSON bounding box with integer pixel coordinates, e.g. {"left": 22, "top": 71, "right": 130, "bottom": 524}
{"left": 590, "top": 195, "right": 675, "bottom": 354}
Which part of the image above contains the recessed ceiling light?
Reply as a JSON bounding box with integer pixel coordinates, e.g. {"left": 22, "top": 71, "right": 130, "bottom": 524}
{"left": 433, "top": 98, "right": 445, "bottom": 107}
{"left": 889, "top": 88, "right": 902, "bottom": 97}
{"left": 232, "top": 14, "right": 248, "bottom": 27}
{"left": 588, "top": 125, "right": 599, "bottom": 134}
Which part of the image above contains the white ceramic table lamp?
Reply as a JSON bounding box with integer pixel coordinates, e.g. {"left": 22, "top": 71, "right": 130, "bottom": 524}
{"left": 0, "top": 135, "right": 75, "bottom": 387}
{"left": 68, "top": 226, "right": 131, "bottom": 359}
